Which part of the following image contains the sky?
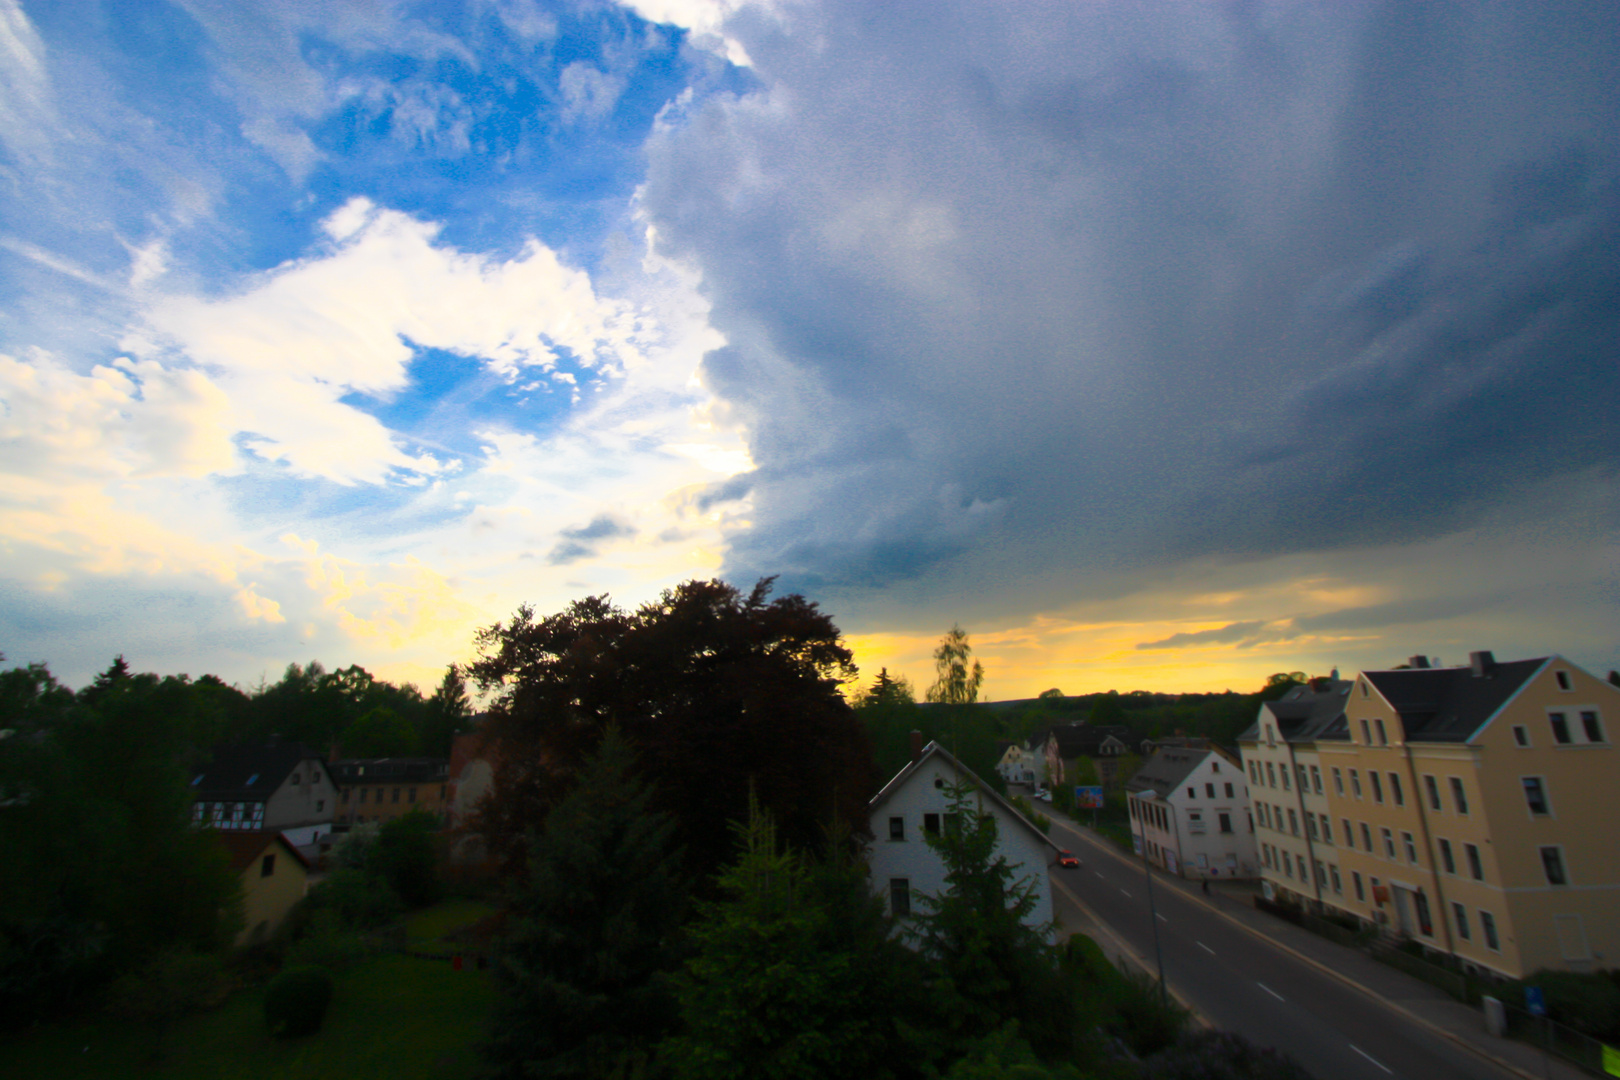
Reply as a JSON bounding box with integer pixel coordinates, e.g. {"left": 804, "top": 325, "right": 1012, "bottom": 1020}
{"left": 1, "top": 0, "right": 1616, "bottom": 700}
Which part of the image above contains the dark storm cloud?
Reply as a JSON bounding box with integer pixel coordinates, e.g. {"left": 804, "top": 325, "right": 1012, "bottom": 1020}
{"left": 547, "top": 514, "right": 636, "bottom": 565}
{"left": 642, "top": 1, "right": 1620, "bottom": 615}
{"left": 1137, "top": 621, "right": 1269, "bottom": 651}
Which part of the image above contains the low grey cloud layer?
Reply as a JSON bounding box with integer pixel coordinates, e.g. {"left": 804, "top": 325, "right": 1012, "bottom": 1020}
{"left": 642, "top": 0, "right": 1620, "bottom": 627}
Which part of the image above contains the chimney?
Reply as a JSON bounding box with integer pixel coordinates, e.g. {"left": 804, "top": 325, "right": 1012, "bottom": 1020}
{"left": 1408, "top": 655, "right": 1430, "bottom": 669}
{"left": 910, "top": 729, "right": 923, "bottom": 765}
{"left": 1470, "top": 651, "right": 1496, "bottom": 678}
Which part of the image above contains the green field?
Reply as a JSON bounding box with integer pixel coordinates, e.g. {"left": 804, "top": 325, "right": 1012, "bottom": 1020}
{"left": 1, "top": 952, "right": 496, "bottom": 1080}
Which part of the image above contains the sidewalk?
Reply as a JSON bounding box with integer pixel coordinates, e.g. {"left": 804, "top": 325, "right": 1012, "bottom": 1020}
{"left": 1052, "top": 809, "right": 1594, "bottom": 1080}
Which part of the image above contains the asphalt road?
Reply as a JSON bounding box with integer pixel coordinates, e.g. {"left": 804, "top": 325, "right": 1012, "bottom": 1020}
{"left": 1042, "top": 810, "right": 1514, "bottom": 1080}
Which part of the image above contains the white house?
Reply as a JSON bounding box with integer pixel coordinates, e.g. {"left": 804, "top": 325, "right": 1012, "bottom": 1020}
{"left": 1126, "top": 745, "right": 1258, "bottom": 880}
{"left": 995, "top": 741, "right": 1044, "bottom": 786}
{"left": 868, "top": 737, "right": 1059, "bottom": 935}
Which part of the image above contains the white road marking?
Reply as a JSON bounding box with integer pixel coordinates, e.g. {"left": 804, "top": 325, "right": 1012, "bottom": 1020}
{"left": 1349, "top": 1044, "right": 1393, "bottom": 1074}
{"left": 1156, "top": 913, "right": 1168, "bottom": 922}
{"left": 1197, "top": 941, "right": 1216, "bottom": 955}
{"left": 1257, "top": 981, "right": 1285, "bottom": 1002}
{"left": 1120, "top": 888, "right": 1133, "bottom": 897}
{"left": 1095, "top": 871, "right": 1107, "bottom": 880}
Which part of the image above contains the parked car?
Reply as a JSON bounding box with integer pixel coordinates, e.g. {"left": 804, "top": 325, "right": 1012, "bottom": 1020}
{"left": 1057, "top": 850, "right": 1080, "bottom": 869}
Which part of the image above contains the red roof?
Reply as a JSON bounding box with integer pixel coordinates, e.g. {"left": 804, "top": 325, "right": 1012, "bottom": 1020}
{"left": 214, "top": 830, "right": 310, "bottom": 874}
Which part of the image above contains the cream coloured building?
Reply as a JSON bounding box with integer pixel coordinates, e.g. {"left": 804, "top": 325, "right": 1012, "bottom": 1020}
{"left": 1313, "top": 652, "right": 1618, "bottom": 979}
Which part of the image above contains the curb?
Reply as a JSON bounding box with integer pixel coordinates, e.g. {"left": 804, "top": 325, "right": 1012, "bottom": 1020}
{"left": 1046, "top": 811, "right": 1548, "bottom": 1080}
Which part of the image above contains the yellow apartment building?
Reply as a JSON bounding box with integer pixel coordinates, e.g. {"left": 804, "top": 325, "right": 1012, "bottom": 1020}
{"left": 330, "top": 757, "right": 451, "bottom": 826}
{"left": 1318, "top": 651, "right": 1618, "bottom": 979}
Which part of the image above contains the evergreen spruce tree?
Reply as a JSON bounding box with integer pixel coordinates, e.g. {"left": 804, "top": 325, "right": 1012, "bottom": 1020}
{"left": 914, "top": 781, "right": 1096, "bottom": 1067}
{"left": 485, "top": 728, "right": 688, "bottom": 1080}
{"left": 661, "top": 798, "right": 924, "bottom": 1080}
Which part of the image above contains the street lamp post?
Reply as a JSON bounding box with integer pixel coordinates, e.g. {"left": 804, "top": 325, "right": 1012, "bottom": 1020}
{"left": 1135, "top": 794, "right": 1169, "bottom": 1004}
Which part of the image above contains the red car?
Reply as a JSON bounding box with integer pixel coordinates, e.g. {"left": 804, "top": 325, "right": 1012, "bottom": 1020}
{"left": 1057, "top": 850, "right": 1080, "bottom": 869}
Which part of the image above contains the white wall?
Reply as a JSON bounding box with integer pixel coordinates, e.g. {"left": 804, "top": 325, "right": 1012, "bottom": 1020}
{"left": 868, "top": 753, "right": 1055, "bottom": 934}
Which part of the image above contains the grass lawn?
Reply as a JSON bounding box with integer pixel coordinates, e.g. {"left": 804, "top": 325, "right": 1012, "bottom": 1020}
{"left": 406, "top": 898, "right": 497, "bottom": 944}
{"left": 2, "top": 952, "right": 495, "bottom": 1080}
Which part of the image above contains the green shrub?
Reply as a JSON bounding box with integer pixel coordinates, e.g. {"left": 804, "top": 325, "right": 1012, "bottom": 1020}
{"left": 1511, "top": 970, "right": 1620, "bottom": 1041}
{"left": 264, "top": 965, "right": 334, "bottom": 1038}
{"left": 1106, "top": 966, "right": 1192, "bottom": 1056}
{"left": 285, "top": 910, "right": 373, "bottom": 971}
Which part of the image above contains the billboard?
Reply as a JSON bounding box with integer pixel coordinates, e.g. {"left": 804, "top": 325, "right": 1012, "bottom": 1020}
{"left": 1076, "top": 785, "right": 1104, "bottom": 809}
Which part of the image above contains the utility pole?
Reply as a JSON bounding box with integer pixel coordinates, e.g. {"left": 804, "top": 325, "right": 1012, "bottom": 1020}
{"left": 1141, "top": 819, "right": 1168, "bottom": 1003}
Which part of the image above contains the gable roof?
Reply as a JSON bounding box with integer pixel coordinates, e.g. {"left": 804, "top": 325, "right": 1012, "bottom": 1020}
{"left": 1238, "top": 678, "right": 1354, "bottom": 744}
{"left": 1127, "top": 745, "right": 1237, "bottom": 799}
{"left": 192, "top": 742, "right": 325, "bottom": 802}
{"left": 1045, "top": 723, "right": 1133, "bottom": 757}
{"left": 1363, "top": 657, "right": 1548, "bottom": 742}
{"left": 214, "top": 830, "right": 310, "bottom": 875}
{"left": 870, "top": 741, "right": 1060, "bottom": 854}
{"left": 330, "top": 758, "right": 449, "bottom": 785}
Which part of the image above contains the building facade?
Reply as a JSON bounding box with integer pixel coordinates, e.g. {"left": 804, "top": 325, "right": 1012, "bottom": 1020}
{"left": 1127, "top": 745, "right": 1257, "bottom": 880}
{"left": 1317, "top": 652, "right": 1620, "bottom": 979}
{"left": 1240, "top": 678, "right": 1354, "bottom": 909}
{"left": 869, "top": 738, "right": 1058, "bottom": 934}
{"left": 330, "top": 757, "right": 451, "bottom": 825}
{"left": 191, "top": 742, "right": 337, "bottom": 832}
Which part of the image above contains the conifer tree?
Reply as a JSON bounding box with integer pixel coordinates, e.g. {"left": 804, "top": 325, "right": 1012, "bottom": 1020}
{"left": 486, "top": 728, "right": 688, "bottom": 1080}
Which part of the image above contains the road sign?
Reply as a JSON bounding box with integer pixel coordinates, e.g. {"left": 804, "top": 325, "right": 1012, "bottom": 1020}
{"left": 1526, "top": 985, "right": 1547, "bottom": 1016}
{"left": 1076, "top": 785, "right": 1104, "bottom": 809}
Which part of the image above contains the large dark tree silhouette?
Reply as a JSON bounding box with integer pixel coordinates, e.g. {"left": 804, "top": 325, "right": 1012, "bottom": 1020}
{"left": 468, "top": 578, "right": 871, "bottom": 881}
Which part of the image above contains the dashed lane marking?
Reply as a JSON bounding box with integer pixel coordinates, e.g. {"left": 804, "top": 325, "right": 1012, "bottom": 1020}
{"left": 1350, "top": 1044, "right": 1394, "bottom": 1074}
{"left": 1257, "top": 982, "right": 1285, "bottom": 1002}
{"left": 1197, "top": 942, "right": 1216, "bottom": 955}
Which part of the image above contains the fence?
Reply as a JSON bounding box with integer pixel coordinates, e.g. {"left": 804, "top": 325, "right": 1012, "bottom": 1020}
{"left": 1496, "top": 999, "right": 1613, "bottom": 1078}
{"left": 1253, "top": 898, "right": 1481, "bottom": 1002}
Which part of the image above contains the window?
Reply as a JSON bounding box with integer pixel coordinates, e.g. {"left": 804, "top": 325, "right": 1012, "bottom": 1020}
{"left": 1212, "top": 761, "right": 1220, "bottom": 773}
{"left": 1310, "top": 766, "right": 1323, "bottom": 794}
{"left": 1248, "top": 761, "right": 1259, "bottom": 784}
{"left": 1360, "top": 822, "right": 1373, "bottom": 851}
{"left": 1320, "top": 814, "right": 1332, "bottom": 843}
{"left": 1450, "top": 777, "right": 1469, "bottom": 815}
{"left": 261, "top": 853, "right": 275, "bottom": 877}
{"left": 1550, "top": 713, "right": 1572, "bottom": 744}
{"left": 1414, "top": 891, "right": 1433, "bottom": 937}
{"left": 1353, "top": 871, "right": 1365, "bottom": 901}
{"left": 1219, "top": 812, "right": 1232, "bottom": 834}
{"left": 1266, "top": 762, "right": 1277, "bottom": 787}
{"left": 1333, "top": 768, "right": 1344, "bottom": 796}
{"left": 1466, "top": 843, "right": 1484, "bottom": 880}
{"left": 1481, "top": 910, "right": 1499, "bottom": 951}
{"left": 1375, "top": 719, "right": 1388, "bottom": 745}
{"left": 1389, "top": 772, "right": 1404, "bottom": 806}
{"left": 1350, "top": 769, "right": 1363, "bottom": 798}
{"left": 1282, "top": 851, "right": 1293, "bottom": 878}
{"left": 1330, "top": 865, "right": 1342, "bottom": 894}
{"left": 1403, "top": 832, "right": 1419, "bottom": 864}
{"left": 888, "top": 816, "right": 905, "bottom": 841}
{"left": 1541, "top": 846, "right": 1568, "bottom": 885}
{"left": 1281, "top": 766, "right": 1291, "bottom": 791}
{"left": 1556, "top": 670, "right": 1572, "bottom": 691}
{"left": 1315, "top": 860, "right": 1327, "bottom": 887}
{"left": 1370, "top": 772, "right": 1384, "bottom": 803}
{"left": 1382, "top": 828, "right": 1396, "bottom": 859}
{"left": 1439, "top": 838, "right": 1455, "bottom": 874}
{"left": 1297, "top": 764, "right": 1308, "bottom": 790}
{"left": 923, "top": 812, "right": 940, "bottom": 834}
{"left": 1522, "top": 776, "right": 1551, "bottom": 816}
{"left": 1342, "top": 819, "right": 1354, "bottom": 846}
{"left": 1266, "top": 724, "right": 1276, "bottom": 747}
{"left": 359, "top": 787, "right": 369, "bottom": 804}
{"left": 315, "top": 800, "right": 324, "bottom": 813}
{"left": 1187, "top": 787, "right": 1197, "bottom": 800}
{"left": 1288, "top": 808, "right": 1299, "bottom": 836}
{"left": 1306, "top": 814, "right": 1318, "bottom": 840}
{"left": 1424, "top": 774, "right": 1441, "bottom": 810}
{"left": 1360, "top": 719, "right": 1372, "bottom": 744}
{"left": 1453, "top": 903, "right": 1470, "bottom": 940}
{"left": 1206, "top": 782, "right": 1216, "bottom": 798}
{"left": 1225, "top": 782, "right": 1234, "bottom": 798}
{"left": 1262, "top": 845, "right": 1272, "bottom": 869}
{"left": 1361, "top": 680, "right": 1369, "bottom": 698}
{"left": 1512, "top": 726, "right": 1530, "bottom": 747}
{"left": 1582, "top": 711, "right": 1606, "bottom": 743}
{"left": 889, "top": 879, "right": 911, "bottom": 917}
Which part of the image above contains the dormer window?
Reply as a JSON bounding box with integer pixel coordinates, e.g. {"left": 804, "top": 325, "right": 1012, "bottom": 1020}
{"left": 245, "top": 773, "right": 259, "bottom": 786}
